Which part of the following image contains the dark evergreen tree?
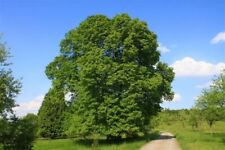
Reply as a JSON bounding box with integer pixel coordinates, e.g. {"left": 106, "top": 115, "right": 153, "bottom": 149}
{"left": 38, "top": 86, "right": 66, "bottom": 138}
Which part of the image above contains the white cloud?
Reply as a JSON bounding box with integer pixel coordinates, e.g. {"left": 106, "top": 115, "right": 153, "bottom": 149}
{"left": 211, "top": 31, "right": 225, "bottom": 44}
{"left": 157, "top": 43, "right": 170, "bottom": 54}
{"left": 173, "top": 93, "right": 182, "bottom": 102}
{"left": 171, "top": 57, "right": 225, "bottom": 77}
{"left": 196, "top": 81, "right": 212, "bottom": 89}
{"left": 13, "top": 95, "right": 44, "bottom": 117}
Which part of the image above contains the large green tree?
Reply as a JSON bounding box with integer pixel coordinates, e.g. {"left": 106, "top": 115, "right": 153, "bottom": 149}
{"left": 0, "top": 39, "right": 21, "bottom": 117}
{"left": 38, "top": 86, "right": 66, "bottom": 138}
{"left": 46, "top": 14, "right": 174, "bottom": 140}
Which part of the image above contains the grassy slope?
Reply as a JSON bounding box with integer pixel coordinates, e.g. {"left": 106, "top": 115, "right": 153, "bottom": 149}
{"left": 33, "top": 132, "right": 159, "bottom": 150}
{"left": 156, "top": 121, "right": 225, "bottom": 150}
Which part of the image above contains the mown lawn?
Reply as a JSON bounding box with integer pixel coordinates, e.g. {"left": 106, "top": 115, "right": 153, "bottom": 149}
{"left": 156, "top": 121, "right": 225, "bottom": 150}
{"left": 33, "top": 132, "right": 159, "bottom": 150}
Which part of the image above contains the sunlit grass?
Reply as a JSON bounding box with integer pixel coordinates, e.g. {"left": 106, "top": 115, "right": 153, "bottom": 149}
{"left": 156, "top": 121, "right": 225, "bottom": 150}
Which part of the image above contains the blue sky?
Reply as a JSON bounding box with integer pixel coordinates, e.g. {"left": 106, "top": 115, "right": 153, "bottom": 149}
{"left": 1, "top": 0, "right": 225, "bottom": 115}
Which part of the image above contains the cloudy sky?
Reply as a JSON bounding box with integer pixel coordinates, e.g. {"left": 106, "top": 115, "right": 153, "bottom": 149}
{"left": 1, "top": 0, "right": 225, "bottom": 116}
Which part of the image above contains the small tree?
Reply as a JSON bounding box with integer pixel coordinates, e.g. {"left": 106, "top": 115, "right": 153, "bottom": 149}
{"left": 195, "top": 70, "right": 225, "bottom": 128}
{"left": 189, "top": 108, "right": 201, "bottom": 129}
{"left": 0, "top": 114, "right": 37, "bottom": 150}
{"left": 38, "top": 86, "right": 66, "bottom": 138}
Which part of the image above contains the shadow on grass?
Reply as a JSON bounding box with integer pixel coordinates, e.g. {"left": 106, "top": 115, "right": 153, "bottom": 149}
{"left": 73, "top": 131, "right": 160, "bottom": 147}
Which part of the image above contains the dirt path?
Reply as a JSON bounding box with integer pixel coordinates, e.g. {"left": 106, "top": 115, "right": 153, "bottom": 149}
{"left": 139, "top": 132, "right": 181, "bottom": 150}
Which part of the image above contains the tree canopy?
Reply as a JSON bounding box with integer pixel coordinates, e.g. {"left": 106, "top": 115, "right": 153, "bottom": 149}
{"left": 45, "top": 14, "right": 174, "bottom": 140}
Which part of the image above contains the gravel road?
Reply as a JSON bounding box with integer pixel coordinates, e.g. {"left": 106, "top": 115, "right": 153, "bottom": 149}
{"left": 139, "top": 132, "right": 181, "bottom": 150}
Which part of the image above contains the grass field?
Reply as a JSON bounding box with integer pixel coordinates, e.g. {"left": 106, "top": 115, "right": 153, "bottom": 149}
{"left": 156, "top": 121, "right": 225, "bottom": 150}
{"left": 33, "top": 132, "right": 159, "bottom": 150}
{"left": 33, "top": 121, "right": 225, "bottom": 150}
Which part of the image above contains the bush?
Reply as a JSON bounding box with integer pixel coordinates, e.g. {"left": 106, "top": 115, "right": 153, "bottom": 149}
{"left": 0, "top": 114, "right": 37, "bottom": 150}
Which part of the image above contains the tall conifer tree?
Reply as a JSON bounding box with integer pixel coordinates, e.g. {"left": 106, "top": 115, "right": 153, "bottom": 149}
{"left": 38, "top": 87, "right": 66, "bottom": 138}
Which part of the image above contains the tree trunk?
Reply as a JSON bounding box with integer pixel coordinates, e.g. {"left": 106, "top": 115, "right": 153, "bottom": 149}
{"left": 106, "top": 135, "right": 122, "bottom": 142}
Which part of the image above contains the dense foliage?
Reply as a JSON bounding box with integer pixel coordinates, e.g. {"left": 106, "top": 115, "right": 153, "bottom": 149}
{"left": 38, "top": 87, "right": 66, "bottom": 138}
{"left": 44, "top": 14, "right": 174, "bottom": 140}
{"left": 0, "top": 114, "right": 38, "bottom": 150}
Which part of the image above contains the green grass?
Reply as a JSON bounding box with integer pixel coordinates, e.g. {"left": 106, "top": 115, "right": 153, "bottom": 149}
{"left": 33, "top": 121, "right": 225, "bottom": 150}
{"left": 33, "top": 132, "right": 159, "bottom": 150}
{"left": 156, "top": 121, "right": 225, "bottom": 150}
